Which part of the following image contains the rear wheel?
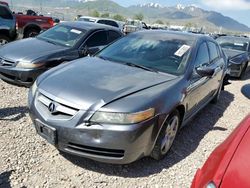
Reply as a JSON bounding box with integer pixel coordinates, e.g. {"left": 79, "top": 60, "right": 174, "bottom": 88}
{"left": 24, "top": 28, "right": 40, "bottom": 38}
{"left": 0, "top": 35, "right": 10, "bottom": 46}
{"left": 151, "top": 110, "right": 180, "bottom": 160}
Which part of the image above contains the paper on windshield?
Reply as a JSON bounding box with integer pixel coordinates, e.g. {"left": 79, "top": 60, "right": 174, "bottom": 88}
{"left": 70, "top": 29, "right": 82, "bottom": 34}
{"left": 234, "top": 43, "right": 244, "bottom": 46}
{"left": 174, "top": 45, "right": 190, "bottom": 57}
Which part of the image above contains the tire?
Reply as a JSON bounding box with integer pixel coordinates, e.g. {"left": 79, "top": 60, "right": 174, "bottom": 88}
{"left": 0, "top": 35, "right": 10, "bottom": 46}
{"left": 211, "top": 82, "right": 222, "bottom": 104}
{"left": 151, "top": 110, "right": 180, "bottom": 160}
{"left": 24, "top": 29, "right": 40, "bottom": 38}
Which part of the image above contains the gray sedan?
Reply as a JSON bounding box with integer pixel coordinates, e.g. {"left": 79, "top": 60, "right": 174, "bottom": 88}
{"left": 28, "top": 31, "right": 227, "bottom": 164}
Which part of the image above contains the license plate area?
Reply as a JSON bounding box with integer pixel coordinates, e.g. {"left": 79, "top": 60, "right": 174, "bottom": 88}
{"left": 35, "top": 120, "right": 57, "bottom": 145}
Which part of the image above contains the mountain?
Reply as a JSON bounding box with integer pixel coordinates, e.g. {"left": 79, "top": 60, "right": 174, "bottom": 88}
{"left": 9, "top": 0, "right": 250, "bottom": 32}
{"left": 129, "top": 3, "right": 250, "bottom": 32}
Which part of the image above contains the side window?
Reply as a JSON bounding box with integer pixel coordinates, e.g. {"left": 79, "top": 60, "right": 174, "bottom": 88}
{"left": 97, "top": 20, "right": 107, "bottom": 25}
{"left": 0, "top": 7, "right": 13, "bottom": 20}
{"left": 85, "top": 31, "right": 108, "bottom": 47}
{"left": 107, "top": 21, "right": 119, "bottom": 28}
{"left": 108, "top": 31, "right": 121, "bottom": 43}
{"left": 207, "top": 42, "right": 219, "bottom": 62}
{"left": 195, "top": 42, "right": 210, "bottom": 67}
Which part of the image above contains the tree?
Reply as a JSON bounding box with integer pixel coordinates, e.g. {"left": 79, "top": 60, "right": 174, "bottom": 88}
{"left": 90, "top": 10, "right": 100, "bottom": 17}
{"left": 100, "top": 13, "right": 110, "bottom": 18}
{"left": 113, "top": 14, "right": 126, "bottom": 21}
{"left": 185, "top": 22, "right": 193, "bottom": 29}
{"left": 133, "top": 13, "right": 144, "bottom": 21}
{"left": 155, "top": 20, "right": 164, "bottom": 25}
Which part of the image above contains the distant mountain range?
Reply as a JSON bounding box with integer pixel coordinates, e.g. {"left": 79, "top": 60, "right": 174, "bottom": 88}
{"left": 10, "top": 0, "right": 250, "bottom": 32}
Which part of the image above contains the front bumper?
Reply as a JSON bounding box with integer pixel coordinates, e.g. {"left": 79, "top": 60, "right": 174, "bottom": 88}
{"left": 28, "top": 93, "right": 158, "bottom": 164}
{"left": 0, "top": 66, "right": 46, "bottom": 87}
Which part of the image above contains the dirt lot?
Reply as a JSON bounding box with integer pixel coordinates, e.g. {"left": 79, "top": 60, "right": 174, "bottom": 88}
{"left": 0, "top": 73, "right": 249, "bottom": 188}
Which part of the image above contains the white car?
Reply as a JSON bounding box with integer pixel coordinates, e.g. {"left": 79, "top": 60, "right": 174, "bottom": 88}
{"left": 78, "top": 16, "right": 123, "bottom": 30}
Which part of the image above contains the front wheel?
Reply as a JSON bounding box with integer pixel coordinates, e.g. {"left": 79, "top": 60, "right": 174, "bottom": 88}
{"left": 151, "top": 110, "right": 180, "bottom": 160}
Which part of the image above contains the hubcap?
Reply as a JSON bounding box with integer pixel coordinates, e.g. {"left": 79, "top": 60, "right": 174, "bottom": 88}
{"left": 160, "top": 115, "right": 179, "bottom": 154}
{"left": 0, "top": 39, "right": 8, "bottom": 46}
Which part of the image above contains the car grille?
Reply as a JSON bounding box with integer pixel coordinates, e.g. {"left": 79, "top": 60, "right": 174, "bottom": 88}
{"left": 0, "top": 57, "right": 16, "bottom": 67}
{"left": 36, "top": 92, "right": 79, "bottom": 120}
{"left": 66, "top": 142, "right": 125, "bottom": 158}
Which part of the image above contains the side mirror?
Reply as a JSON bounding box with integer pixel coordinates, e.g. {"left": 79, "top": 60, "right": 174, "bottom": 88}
{"left": 196, "top": 66, "right": 215, "bottom": 77}
{"left": 241, "top": 84, "right": 250, "bottom": 99}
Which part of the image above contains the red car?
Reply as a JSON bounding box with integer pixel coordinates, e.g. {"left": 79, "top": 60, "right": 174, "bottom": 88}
{"left": 191, "top": 84, "right": 250, "bottom": 188}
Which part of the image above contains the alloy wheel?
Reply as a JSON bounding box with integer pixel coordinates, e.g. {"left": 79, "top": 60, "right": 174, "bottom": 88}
{"left": 160, "top": 115, "right": 179, "bottom": 154}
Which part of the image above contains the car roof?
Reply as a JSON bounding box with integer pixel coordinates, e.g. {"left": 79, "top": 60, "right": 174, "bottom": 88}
{"left": 60, "top": 21, "right": 121, "bottom": 32}
{"left": 131, "top": 30, "right": 212, "bottom": 43}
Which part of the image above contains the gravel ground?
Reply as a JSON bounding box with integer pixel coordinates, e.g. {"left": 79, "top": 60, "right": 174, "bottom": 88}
{"left": 0, "top": 73, "right": 249, "bottom": 188}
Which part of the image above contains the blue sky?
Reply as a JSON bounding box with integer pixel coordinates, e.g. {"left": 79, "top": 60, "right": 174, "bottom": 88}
{"left": 113, "top": 0, "right": 250, "bottom": 27}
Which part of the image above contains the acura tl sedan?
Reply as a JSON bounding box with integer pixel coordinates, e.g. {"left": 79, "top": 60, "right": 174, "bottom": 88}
{"left": 0, "top": 22, "right": 123, "bottom": 87}
{"left": 29, "top": 31, "right": 227, "bottom": 164}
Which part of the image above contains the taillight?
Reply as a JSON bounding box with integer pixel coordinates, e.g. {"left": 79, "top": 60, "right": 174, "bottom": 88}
{"left": 48, "top": 19, "right": 54, "bottom": 27}
{"left": 16, "top": 22, "right": 18, "bottom": 30}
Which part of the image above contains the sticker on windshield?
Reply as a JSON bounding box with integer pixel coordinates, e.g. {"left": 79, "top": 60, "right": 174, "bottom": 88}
{"left": 174, "top": 45, "right": 190, "bottom": 57}
{"left": 234, "top": 43, "right": 244, "bottom": 46}
{"left": 70, "top": 29, "right": 82, "bottom": 34}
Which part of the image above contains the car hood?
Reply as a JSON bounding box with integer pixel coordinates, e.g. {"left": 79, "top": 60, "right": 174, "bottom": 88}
{"left": 0, "top": 38, "right": 68, "bottom": 62}
{"left": 39, "top": 57, "right": 177, "bottom": 110}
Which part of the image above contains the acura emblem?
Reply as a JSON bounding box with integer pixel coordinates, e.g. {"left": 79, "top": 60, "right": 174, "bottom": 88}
{"left": 48, "top": 102, "right": 57, "bottom": 114}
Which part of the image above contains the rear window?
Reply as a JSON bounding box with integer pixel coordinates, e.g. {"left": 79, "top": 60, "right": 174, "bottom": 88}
{"left": 0, "top": 6, "right": 13, "bottom": 20}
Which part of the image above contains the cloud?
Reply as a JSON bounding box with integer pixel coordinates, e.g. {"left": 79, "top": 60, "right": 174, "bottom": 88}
{"left": 202, "top": 0, "right": 250, "bottom": 10}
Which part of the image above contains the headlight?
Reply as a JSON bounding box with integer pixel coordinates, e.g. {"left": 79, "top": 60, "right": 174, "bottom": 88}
{"left": 90, "top": 108, "right": 155, "bottom": 124}
{"left": 16, "top": 61, "right": 44, "bottom": 69}
{"left": 206, "top": 182, "right": 217, "bottom": 188}
{"left": 31, "top": 80, "right": 38, "bottom": 96}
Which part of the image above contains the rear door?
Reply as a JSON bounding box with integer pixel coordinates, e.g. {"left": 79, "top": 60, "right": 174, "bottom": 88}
{"left": 206, "top": 41, "right": 225, "bottom": 94}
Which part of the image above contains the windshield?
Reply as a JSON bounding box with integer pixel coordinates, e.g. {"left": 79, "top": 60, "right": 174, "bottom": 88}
{"left": 97, "top": 33, "right": 193, "bottom": 75}
{"left": 37, "top": 25, "right": 86, "bottom": 47}
{"left": 217, "top": 37, "right": 249, "bottom": 52}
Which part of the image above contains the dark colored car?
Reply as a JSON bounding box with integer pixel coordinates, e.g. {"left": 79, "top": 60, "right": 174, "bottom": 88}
{"left": 28, "top": 31, "right": 227, "bottom": 164}
{"left": 0, "top": 22, "right": 123, "bottom": 87}
{"left": 191, "top": 84, "right": 250, "bottom": 188}
{"left": 0, "top": 4, "right": 17, "bottom": 45}
{"left": 216, "top": 36, "right": 250, "bottom": 78}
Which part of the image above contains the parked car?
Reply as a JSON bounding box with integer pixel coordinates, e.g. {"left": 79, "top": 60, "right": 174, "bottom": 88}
{"left": 15, "top": 10, "right": 54, "bottom": 38}
{"left": 0, "top": 4, "right": 17, "bottom": 45}
{"left": 0, "top": 22, "right": 123, "bottom": 87}
{"left": 78, "top": 16, "right": 122, "bottom": 30}
{"left": 216, "top": 36, "right": 250, "bottom": 78}
{"left": 123, "top": 19, "right": 149, "bottom": 35}
{"left": 191, "top": 84, "right": 250, "bottom": 188}
{"left": 28, "top": 31, "right": 227, "bottom": 164}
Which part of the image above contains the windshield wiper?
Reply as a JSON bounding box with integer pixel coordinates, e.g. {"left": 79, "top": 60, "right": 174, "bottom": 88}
{"left": 124, "top": 62, "right": 159, "bottom": 73}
